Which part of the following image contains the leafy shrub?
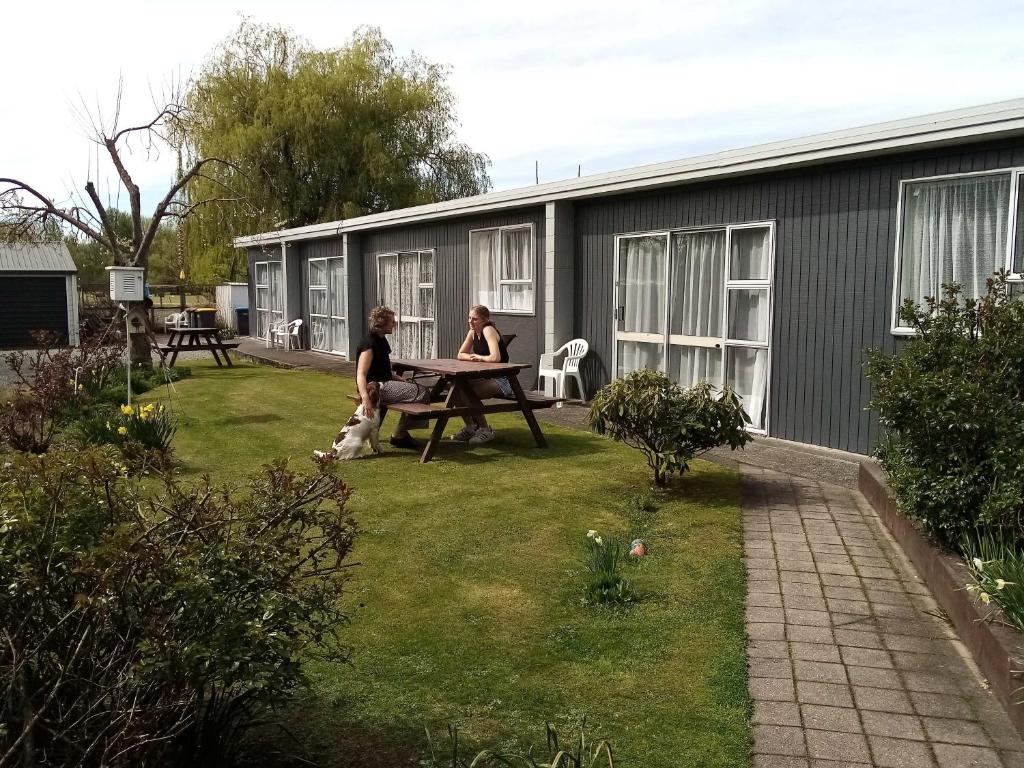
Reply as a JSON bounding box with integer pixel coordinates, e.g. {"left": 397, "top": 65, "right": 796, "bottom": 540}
{"left": 589, "top": 370, "right": 752, "bottom": 486}
{"left": 583, "top": 530, "right": 634, "bottom": 607}
{"left": 0, "top": 449, "right": 357, "bottom": 766}
{"left": 0, "top": 331, "right": 124, "bottom": 452}
{"left": 962, "top": 532, "right": 1024, "bottom": 633}
{"left": 425, "top": 722, "right": 613, "bottom": 767}
{"left": 865, "top": 275, "right": 1024, "bottom": 549}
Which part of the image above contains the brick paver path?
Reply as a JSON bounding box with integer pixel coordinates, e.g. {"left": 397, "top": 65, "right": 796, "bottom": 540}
{"left": 743, "top": 466, "right": 1024, "bottom": 767}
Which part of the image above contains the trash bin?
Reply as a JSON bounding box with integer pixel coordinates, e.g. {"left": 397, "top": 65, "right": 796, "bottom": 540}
{"left": 235, "top": 308, "right": 249, "bottom": 336}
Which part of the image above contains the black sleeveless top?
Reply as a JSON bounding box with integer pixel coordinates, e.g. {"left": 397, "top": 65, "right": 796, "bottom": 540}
{"left": 472, "top": 324, "right": 508, "bottom": 363}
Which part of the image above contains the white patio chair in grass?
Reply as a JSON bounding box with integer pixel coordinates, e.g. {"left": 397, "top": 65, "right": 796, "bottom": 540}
{"left": 164, "top": 312, "right": 189, "bottom": 331}
{"left": 538, "top": 338, "right": 589, "bottom": 405}
{"left": 267, "top": 318, "right": 303, "bottom": 350}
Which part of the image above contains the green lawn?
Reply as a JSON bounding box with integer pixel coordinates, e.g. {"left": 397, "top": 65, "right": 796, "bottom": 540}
{"left": 147, "top": 360, "right": 750, "bottom": 767}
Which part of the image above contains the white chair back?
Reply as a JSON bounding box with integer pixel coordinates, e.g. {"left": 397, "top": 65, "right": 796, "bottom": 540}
{"left": 560, "top": 338, "right": 588, "bottom": 374}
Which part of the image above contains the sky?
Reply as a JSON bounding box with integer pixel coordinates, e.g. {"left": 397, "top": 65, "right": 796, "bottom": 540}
{"left": 3, "top": 0, "right": 1024, "bottom": 217}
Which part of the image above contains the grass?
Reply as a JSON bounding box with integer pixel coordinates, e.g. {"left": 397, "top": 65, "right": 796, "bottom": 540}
{"left": 143, "top": 360, "right": 750, "bottom": 767}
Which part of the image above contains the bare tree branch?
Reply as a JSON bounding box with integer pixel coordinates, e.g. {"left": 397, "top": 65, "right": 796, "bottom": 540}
{"left": 0, "top": 178, "right": 110, "bottom": 246}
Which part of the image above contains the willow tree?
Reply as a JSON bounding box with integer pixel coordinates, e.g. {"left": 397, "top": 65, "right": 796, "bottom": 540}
{"left": 181, "top": 21, "right": 491, "bottom": 282}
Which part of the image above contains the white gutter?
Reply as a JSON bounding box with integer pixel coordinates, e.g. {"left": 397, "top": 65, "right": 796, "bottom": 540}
{"left": 234, "top": 97, "right": 1024, "bottom": 248}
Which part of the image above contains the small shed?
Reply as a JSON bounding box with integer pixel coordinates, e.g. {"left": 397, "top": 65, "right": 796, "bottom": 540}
{"left": 0, "top": 242, "right": 79, "bottom": 348}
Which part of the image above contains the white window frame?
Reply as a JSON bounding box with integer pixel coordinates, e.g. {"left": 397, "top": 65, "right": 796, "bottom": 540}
{"left": 254, "top": 260, "right": 283, "bottom": 340}
{"left": 375, "top": 250, "right": 437, "bottom": 358}
{"left": 891, "top": 167, "right": 1024, "bottom": 336}
{"left": 611, "top": 220, "right": 775, "bottom": 436}
{"left": 469, "top": 223, "right": 536, "bottom": 315}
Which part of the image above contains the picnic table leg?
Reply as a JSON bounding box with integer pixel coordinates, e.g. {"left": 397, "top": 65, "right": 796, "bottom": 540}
{"left": 169, "top": 338, "right": 181, "bottom": 367}
{"left": 215, "top": 331, "right": 234, "bottom": 367}
{"left": 201, "top": 333, "right": 224, "bottom": 367}
{"left": 508, "top": 375, "right": 548, "bottom": 448}
{"left": 420, "top": 416, "right": 449, "bottom": 463}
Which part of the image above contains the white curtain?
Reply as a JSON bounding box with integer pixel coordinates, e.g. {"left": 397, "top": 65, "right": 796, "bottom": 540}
{"left": 472, "top": 231, "right": 500, "bottom": 307}
{"left": 730, "top": 227, "right": 770, "bottom": 280}
{"left": 728, "top": 347, "right": 768, "bottom": 430}
{"left": 617, "top": 235, "right": 666, "bottom": 375}
{"left": 899, "top": 174, "right": 1010, "bottom": 316}
{"left": 502, "top": 228, "right": 531, "bottom": 280}
{"left": 668, "top": 231, "right": 725, "bottom": 388}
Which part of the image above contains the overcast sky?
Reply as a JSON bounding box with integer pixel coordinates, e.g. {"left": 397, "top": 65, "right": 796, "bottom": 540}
{"left": 4, "top": 0, "right": 1024, "bottom": 218}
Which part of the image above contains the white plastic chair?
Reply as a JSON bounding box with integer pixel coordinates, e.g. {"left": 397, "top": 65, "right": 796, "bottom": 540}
{"left": 267, "top": 318, "right": 303, "bottom": 350}
{"left": 538, "top": 338, "right": 588, "bottom": 404}
{"left": 164, "top": 312, "right": 189, "bottom": 331}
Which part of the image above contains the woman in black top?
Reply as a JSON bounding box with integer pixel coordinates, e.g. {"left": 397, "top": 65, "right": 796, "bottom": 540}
{"left": 451, "top": 304, "right": 513, "bottom": 445}
{"left": 355, "top": 306, "right": 430, "bottom": 449}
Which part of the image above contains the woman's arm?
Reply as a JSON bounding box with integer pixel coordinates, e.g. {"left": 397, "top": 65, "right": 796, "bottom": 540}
{"left": 457, "top": 329, "right": 476, "bottom": 361}
{"left": 356, "top": 349, "right": 376, "bottom": 417}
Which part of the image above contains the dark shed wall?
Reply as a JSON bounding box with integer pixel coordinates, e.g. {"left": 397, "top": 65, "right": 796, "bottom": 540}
{"left": 357, "top": 208, "right": 546, "bottom": 385}
{"left": 574, "top": 137, "right": 1024, "bottom": 455}
{"left": 0, "top": 275, "right": 69, "bottom": 347}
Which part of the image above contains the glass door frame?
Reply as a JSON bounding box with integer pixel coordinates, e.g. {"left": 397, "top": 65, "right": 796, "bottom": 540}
{"left": 307, "top": 256, "right": 348, "bottom": 357}
{"left": 611, "top": 220, "right": 775, "bottom": 435}
{"left": 375, "top": 249, "right": 437, "bottom": 359}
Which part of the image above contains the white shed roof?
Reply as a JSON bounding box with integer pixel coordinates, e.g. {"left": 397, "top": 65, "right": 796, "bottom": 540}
{"left": 0, "top": 242, "right": 76, "bottom": 273}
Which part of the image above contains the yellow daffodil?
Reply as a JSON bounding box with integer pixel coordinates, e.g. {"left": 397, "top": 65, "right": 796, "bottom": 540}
{"left": 117, "top": 426, "right": 128, "bottom": 436}
{"left": 139, "top": 411, "right": 149, "bottom": 421}
{"left": 973, "top": 557, "right": 985, "bottom": 571}
{"left": 587, "top": 530, "right": 598, "bottom": 539}
{"left": 979, "top": 591, "right": 991, "bottom": 604}
{"left": 120, "top": 404, "right": 134, "bottom": 416}
{"left": 996, "top": 579, "right": 1014, "bottom": 591}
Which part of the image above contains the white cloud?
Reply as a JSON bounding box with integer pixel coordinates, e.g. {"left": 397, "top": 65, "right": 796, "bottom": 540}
{"left": 2, "top": 0, "right": 1023, "bottom": 215}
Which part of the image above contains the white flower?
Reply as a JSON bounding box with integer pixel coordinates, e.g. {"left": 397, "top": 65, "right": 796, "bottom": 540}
{"left": 594, "top": 536, "right": 603, "bottom": 546}
{"left": 979, "top": 591, "right": 992, "bottom": 604}
{"left": 586, "top": 530, "right": 598, "bottom": 539}
{"left": 996, "top": 579, "right": 1014, "bottom": 591}
{"left": 973, "top": 557, "right": 985, "bottom": 571}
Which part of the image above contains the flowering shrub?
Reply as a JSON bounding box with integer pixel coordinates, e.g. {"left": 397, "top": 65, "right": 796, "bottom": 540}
{"left": 963, "top": 532, "right": 1024, "bottom": 633}
{"left": 583, "top": 530, "right": 634, "bottom": 607}
{"left": 79, "top": 402, "right": 177, "bottom": 470}
{"left": 0, "top": 449, "right": 357, "bottom": 766}
{"left": 0, "top": 330, "right": 124, "bottom": 452}
{"left": 589, "top": 371, "right": 751, "bottom": 486}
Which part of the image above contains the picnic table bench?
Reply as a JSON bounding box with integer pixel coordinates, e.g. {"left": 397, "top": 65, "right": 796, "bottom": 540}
{"left": 353, "top": 358, "right": 562, "bottom": 463}
{"left": 156, "top": 327, "right": 240, "bottom": 367}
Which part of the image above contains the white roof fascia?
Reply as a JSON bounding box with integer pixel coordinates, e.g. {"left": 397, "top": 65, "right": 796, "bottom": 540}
{"left": 233, "top": 98, "right": 1024, "bottom": 247}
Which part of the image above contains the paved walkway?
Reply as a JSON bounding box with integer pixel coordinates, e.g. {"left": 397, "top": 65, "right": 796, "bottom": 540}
{"left": 743, "top": 466, "right": 1024, "bottom": 767}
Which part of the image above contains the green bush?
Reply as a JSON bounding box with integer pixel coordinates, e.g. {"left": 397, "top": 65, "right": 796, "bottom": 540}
{"left": 0, "top": 449, "right": 356, "bottom": 766}
{"left": 589, "top": 370, "right": 752, "bottom": 486}
{"left": 865, "top": 275, "right": 1024, "bottom": 549}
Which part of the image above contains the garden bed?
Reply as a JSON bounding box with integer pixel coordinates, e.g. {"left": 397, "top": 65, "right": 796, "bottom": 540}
{"left": 859, "top": 460, "right": 1024, "bottom": 737}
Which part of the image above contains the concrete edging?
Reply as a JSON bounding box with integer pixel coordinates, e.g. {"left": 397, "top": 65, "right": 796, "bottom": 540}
{"left": 858, "top": 460, "right": 1024, "bottom": 736}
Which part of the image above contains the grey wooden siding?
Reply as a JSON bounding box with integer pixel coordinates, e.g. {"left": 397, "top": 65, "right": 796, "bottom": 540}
{"left": 574, "top": 138, "right": 1024, "bottom": 455}
{"left": 355, "top": 208, "right": 546, "bottom": 385}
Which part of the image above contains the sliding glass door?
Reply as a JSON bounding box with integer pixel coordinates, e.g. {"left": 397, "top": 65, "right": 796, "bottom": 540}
{"left": 308, "top": 257, "right": 348, "bottom": 356}
{"left": 255, "top": 261, "right": 283, "bottom": 341}
{"left": 613, "top": 223, "right": 774, "bottom": 432}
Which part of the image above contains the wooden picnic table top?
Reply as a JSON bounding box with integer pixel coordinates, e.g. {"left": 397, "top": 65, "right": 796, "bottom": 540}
{"left": 391, "top": 358, "right": 531, "bottom": 377}
{"left": 168, "top": 326, "right": 220, "bottom": 334}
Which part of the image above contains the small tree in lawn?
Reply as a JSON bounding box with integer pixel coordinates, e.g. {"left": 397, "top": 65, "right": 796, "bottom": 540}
{"left": 589, "top": 369, "right": 752, "bottom": 486}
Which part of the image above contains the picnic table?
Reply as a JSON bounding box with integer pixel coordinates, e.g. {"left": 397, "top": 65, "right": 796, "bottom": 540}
{"left": 389, "top": 358, "right": 561, "bottom": 463}
{"left": 157, "top": 327, "right": 240, "bottom": 367}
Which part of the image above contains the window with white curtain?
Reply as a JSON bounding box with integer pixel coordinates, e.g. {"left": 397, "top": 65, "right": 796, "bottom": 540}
{"left": 377, "top": 250, "right": 435, "bottom": 358}
{"left": 894, "top": 170, "right": 1018, "bottom": 331}
{"left": 470, "top": 224, "right": 534, "bottom": 313}
{"left": 614, "top": 223, "right": 774, "bottom": 432}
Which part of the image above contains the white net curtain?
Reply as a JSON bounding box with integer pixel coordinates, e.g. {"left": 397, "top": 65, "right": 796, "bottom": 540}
{"left": 471, "top": 226, "right": 534, "bottom": 312}
{"left": 615, "top": 224, "right": 772, "bottom": 431}
{"left": 378, "top": 251, "right": 435, "bottom": 358}
{"left": 898, "top": 173, "right": 1010, "bottom": 325}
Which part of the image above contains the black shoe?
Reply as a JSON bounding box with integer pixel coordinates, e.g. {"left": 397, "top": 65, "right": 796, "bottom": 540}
{"left": 388, "top": 434, "right": 420, "bottom": 450}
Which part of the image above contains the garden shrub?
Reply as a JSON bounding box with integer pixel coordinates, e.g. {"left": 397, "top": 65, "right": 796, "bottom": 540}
{"left": 78, "top": 402, "right": 177, "bottom": 470}
{"left": 589, "top": 370, "right": 752, "bottom": 486}
{"left": 0, "top": 331, "right": 125, "bottom": 453}
{"left": 865, "top": 275, "right": 1024, "bottom": 549}
{"left": 0, "top": 449, "right": 357, "bottom": 767}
